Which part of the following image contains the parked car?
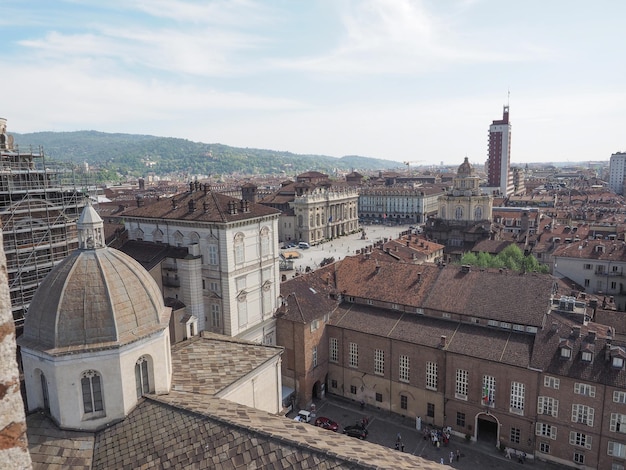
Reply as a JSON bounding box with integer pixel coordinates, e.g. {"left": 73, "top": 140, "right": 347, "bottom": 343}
{"left": 314, "top": 416, "right": 339, "bottom": 432}
{"left": 298, "top": 242, "right": 310, "bottom": 249}
{"left": 342, "top": 424, "right": 368, "bottom": 439}
{"left": 282, "top": 241, "right": 297, "bottom": 249}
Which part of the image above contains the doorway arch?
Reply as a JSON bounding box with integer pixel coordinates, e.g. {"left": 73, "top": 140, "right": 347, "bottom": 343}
{"left": 475, "top": 411, "right": 500, "bottom": 446}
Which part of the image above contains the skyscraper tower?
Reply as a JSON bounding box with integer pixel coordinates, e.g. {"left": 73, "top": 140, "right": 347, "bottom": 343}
{"left": 487, "top": 106, "right": 514, "bottom": 196}
{"left": 0, "top": 118, "right": 85, "bottom": 332}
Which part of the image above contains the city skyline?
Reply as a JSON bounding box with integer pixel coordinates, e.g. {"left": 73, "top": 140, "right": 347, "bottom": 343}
{"left": 2, "top": 0, "right": 625, "bottom": 165}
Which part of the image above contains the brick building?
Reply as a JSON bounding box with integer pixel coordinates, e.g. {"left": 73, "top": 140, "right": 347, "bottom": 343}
{"left": 276, "top": 254, "right": 626, "bottom": 469}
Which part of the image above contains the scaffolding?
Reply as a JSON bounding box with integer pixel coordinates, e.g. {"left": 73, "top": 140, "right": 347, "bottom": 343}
{"left": 1, "top": 145, "right": 86, "bottom": 330}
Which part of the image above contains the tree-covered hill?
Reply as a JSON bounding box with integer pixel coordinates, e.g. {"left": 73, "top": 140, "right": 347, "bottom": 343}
{"left": 11, "top": 130, "right": 402, "bottom": 178}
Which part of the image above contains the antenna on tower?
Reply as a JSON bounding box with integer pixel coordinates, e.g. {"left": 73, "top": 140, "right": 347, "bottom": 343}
{"left": 507, "top": 89, "right": 510, "bottom": 106}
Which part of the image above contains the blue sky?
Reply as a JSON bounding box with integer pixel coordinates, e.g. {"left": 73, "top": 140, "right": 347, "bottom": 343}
{"left": 1, "top": 0, "right": 624, "bottom": 165}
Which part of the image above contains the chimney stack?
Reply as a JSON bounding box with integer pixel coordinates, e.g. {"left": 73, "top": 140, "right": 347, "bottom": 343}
{"left": 440, "top": 335, "right": 447, "bottom": 348}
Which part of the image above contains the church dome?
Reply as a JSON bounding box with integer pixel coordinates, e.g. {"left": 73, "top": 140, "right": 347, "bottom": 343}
{"left": 22, "top": 204, "right": 169, "bottom": 352}
{"left": 457, "top": 157, "right": 474, "bottom": 177}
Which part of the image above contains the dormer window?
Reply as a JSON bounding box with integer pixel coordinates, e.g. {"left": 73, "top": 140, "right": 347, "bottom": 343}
{"left": 613, "top": 357, "right": 624, "bottom": 369}
{"left": 581, "top": 351, "right": 593, "bottom": 362}
{"left": 561, "top": 347, "right": 572, "bottom": 358}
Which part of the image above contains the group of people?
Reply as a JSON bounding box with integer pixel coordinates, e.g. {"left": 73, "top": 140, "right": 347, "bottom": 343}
{"left": 423, "top": 426, "right": 451, "bottom": 448}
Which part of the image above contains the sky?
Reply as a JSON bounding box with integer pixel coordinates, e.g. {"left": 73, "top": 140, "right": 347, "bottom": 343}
{"left": 1, "top": 0, "right": 624, "bottom": 166}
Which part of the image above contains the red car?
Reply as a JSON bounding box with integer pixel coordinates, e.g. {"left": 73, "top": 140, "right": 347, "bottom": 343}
{"left": 314, "top": 416, "right": 339, "bottom": 432}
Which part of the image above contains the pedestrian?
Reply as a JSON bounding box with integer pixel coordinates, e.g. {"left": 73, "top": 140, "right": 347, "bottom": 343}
{"left": 449, "top": 451, "right": 454, "bottom": 464}
{"left": 396, "top": 432, "right": 401, "bottom": 442}
{"left": 456, "top": 449, "right": 460, "bottom": 461}
{"left": 440, "top": 457, "right": 444, "bottom": 465}
{"left": 401, "top": 443, "right": 405, "bottom": 452}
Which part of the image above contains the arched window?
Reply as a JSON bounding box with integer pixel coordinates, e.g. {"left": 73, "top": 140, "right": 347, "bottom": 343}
{"left": 81, "top": 370, "right": 104, "bottom": 415}
{"left": 135, "top": 356, "right": 150, "bottom": 398}
{"left": 316, "top": 213, "right": 320, "bottom": 226}
{"left": 134, "top": 228, "right": 144, "bottom": 240}
{"left": 298, "top": 215, "right": 303, "bottom": 228}
{"left": 189, "top": 231, "right": 200, "bottom": 244}
{"left": 173, "top": 231, "right": 184, "bottom": 247}
{"left": 234, "top": 232, "right": 245, "bottom": 264}
{"left": 455, "top": 207, "right": 463, "bottom": 220}
{"left": 153, "top": 228, "right": 164, "bottom": 243}
{"left": 474, "top": 206, "right": 483, "bottom": 220}
{"left": 441, "top": 206, "right": 446, "bottom": 219}
{"left": 40, "top": 372, "right": 49, "bottom": 412}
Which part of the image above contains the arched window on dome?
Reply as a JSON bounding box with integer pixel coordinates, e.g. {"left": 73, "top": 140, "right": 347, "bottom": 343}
{"left": 135, "top": 356, "right": 151, "bottom": 398}
{"left": 39, "top": 371, "right": 49, "bottom": 413}
{"left": 474, "top": 206, "right": 483, "bottom": 220}
{"left": 455, "top": 207, "right": 464, "bottom": 220}
{"left": 81, "top": 370, "right": 104, "bottom": 417}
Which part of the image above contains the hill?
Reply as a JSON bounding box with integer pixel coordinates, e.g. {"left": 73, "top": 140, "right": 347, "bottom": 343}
{"left": 11, "top": 130, "right": 402, "bottom": 178}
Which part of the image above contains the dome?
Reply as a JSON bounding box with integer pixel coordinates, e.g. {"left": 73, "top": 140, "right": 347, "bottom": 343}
{"left": 22, "top": 203, "right": 169, "bottom": 352}
{"left": 457, "top": 157, "right": 474, "bottom": 177}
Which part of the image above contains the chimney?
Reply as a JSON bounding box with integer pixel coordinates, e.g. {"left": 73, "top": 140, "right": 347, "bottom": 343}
{"left": 172, "top": 198, "right": 177, "bottom": 209}
{"left": 375, "top": 265, "right": 381, "bottom": 274}
{"left": 572, "top": 326, "right": 581, "bottom": 338}
{"left": 606, "top": 341, "right": 612, "bottom": 361}
{"left": 551, "top": 322, "right": 558, "bottom": 332}
{"left": 203, "top": 183, "right": 209, "bottom": 194}
{"left": 440, "top": 336, "right": 447, "bottom": 348}
{"left": 203, "top": 201, "right": 209, "bottom": 213}
{"left": 188, "top": 199, "right": 195, "bottom": 213}
{"left": 135, "top": 195, "right": 144, "bottom": 207}
{"left": 417, "top": 273, "right": 421, "bottom": 283}
{"left": 189, "top": 182, "right": 194, "bottom": 192}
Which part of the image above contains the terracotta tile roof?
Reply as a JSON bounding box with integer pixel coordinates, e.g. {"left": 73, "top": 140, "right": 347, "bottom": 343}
{"left": 121, "top": 189, "right": 280, "bottom": 223}
{"left": 422, "top": 266, "right": 552, "bottom": 327}
{"left": 553, "top": 238, "right": 626, "bottom": 261}
{"left": 332, "top": 304, "right": 534, "bottom": 367}
{"left": 530, "top": 312, "right": 626, "bottom": 387}
{"left": 470, "top": 239, "right": 513, "bottom": 255}
{"left": 170, "top": 332, "right": 283, "bottom": 396}
{"left": 277, "top": 267, "right": 339, "bottom": 324}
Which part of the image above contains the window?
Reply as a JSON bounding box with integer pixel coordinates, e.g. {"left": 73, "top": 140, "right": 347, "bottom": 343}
{"left": 510, "top": 382, "right": 525, "bottom": 415}
{"left": 456, "top": 412, "right": 465, "bottom": 427}
{"left": 427, "top": 403, "right": 435, "bottom": 418}
{"left": 350, "top": 385, "right": 357, "bottom": 395}
{"left": 211, "top": 304, "right": 220, "bottom": 328}
{"left": 331, "top": 379, "right": 337, "bottom": 389}
{"left": 574, "top": 383, "right": 596, "bottom": 397}
{"left": 482, "top": 375, "right": 496, "bottom": 406}
{"left": 510, "top": 427, "right": 521, "bottom": 444}
{"left": 583, "top": 263, "right": 592, "bottom": 270}
{"left": 573, "top": 452, "right": 585, "bottom": 464}
{"left": 614, "top": 391, "right": 626, "bottom": 404}
{"left": 400, "top": 395, "right": 408, "bottom": 410}
{"left": 610, "top": 413, "right": 626, "bottom": 433}
{"left": 209, "top": 281, "right": 219, "bottom": 293}
{"left": 234, "top": 233, "right": 244, "bottom": 264}
{"left": 536, "top": 423, "right": 557, "bottom": 439}
{"left": 208, "top": 244, "right": 218, "bottom": 265}
{"left": 312, "top": 346, "right": 318, "bottom": 368}
{"left": 612, "top": 463, "right": 625, "bottom": 470}
{"left": 544, "top": 376, "right": 560, "bottom": 389}
{"left": 572, "top": 404, "right": 594, "bottom": 426}
{"left": 561, "top": 347, "right": 572, "bottom": 358}
{"left": 349, "top": 342, "right": 358, "bottom": 368}
{"left": 426, "top": 362, "right": 437, "bottom": 390}
{"left": 399, "top": 355, "right": 410, "bottom": 382}
{"left": 584, "top": 279, "right": 590, "bottom": 287}
{"left": 310, "top": 319, "right": 319, "bottom": 332}
{"left": 538, "top": 396, "right": 559, "bottom": 417}
{"left": 329, "top": 337, "right": 338, "bottom": 363}
{"left": 455, "top": 369, "right": 468, "bottom": 399}
{"left": 613, "top": 357, "right": 625, "bottom": 369}
{"left": 539, "top": 442, "right": 551, "bottom": 454}
{"left": 608, "top": 441, "right": 626, "bottom": 458}
{"left": 570, "top": 431, "right": 592, "bottom": 449}
{"left": 260, "top": 227, "right": 270, "bottom": 257}
{"left": 135, "top": 357, "right": 150, "bottom": 399}
{"left": 582, "top": 351, "right": 593, "bottom": 362}
{"left": 374, "top": 349, "right": 384, "bottom": 375}
{"left": 376, "top": 393, "right": 383, "bottom": 403}
{"left": 81, "top": 370, "right": 104, "bottom": 415}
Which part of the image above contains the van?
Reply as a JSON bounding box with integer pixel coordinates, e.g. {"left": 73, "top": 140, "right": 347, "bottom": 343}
{"left": 295, "top": 410, "right": 311, "bottom": 423}
{"left": 298, "top": 242, "right": 310, "bottom": 249}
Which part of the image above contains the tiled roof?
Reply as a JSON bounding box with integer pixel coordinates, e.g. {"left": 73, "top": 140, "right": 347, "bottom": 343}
{"left": 27, "top": 413, "right": 94, "bottom": 470}
{"left": 277, "top": 266, "right": 339, "bottom": 324}
{"left": 118, "top": 240, "right": 188, "bottom": 270}
{"left": 122, "top": 189, "right": 280, "bottom": 223}
{"left": 170, "top": 333, "right": 283, "bottom": 396}
{"left": 91, "top": 393, "right": 444, "bottom": 470}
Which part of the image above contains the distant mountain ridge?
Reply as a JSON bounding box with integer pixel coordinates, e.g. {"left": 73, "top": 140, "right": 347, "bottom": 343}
{"left": 11, "top": 130, "right": 402, "bottom": 177}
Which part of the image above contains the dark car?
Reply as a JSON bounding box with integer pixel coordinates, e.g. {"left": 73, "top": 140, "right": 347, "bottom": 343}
{"left": 314, "top": 416, "right": 339, "bottom": 432}
{"left": 342, "top": 424, "right": 368, "bottom": 439}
